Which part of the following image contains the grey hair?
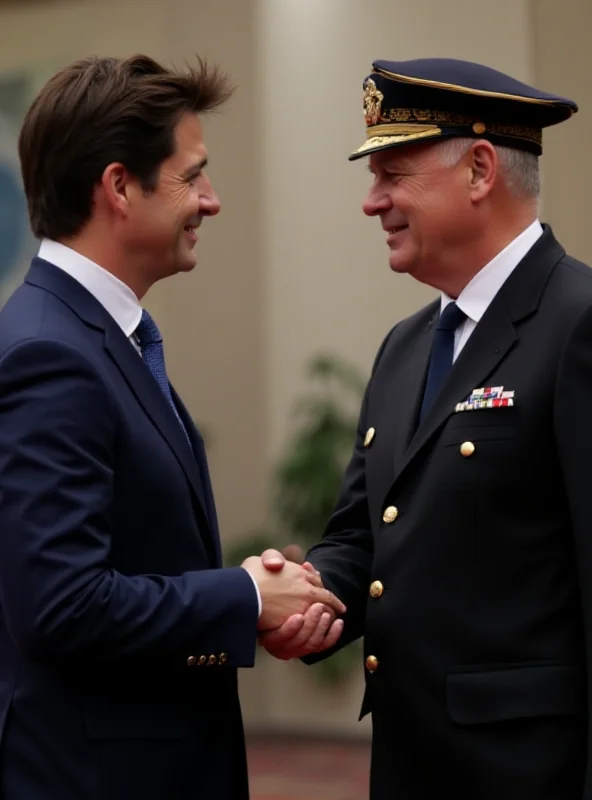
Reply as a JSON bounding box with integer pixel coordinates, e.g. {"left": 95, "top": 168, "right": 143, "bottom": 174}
{"left": 437, "top": 137, "right": 540, "bottom": 199}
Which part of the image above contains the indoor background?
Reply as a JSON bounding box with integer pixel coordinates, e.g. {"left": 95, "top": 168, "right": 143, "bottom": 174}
{"left": 0, "top": 1, "right": 589, "bottom": 796}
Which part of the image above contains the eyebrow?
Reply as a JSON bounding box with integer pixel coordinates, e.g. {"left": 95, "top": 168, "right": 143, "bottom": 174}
{"left": 182, "top": 158, "right": 208, "bottom": 179}
{"left": 368, "top": 158, "right": 412, "bottom": 173}
{"left": 367, "top": 162, "right": 400, "bottom": 172}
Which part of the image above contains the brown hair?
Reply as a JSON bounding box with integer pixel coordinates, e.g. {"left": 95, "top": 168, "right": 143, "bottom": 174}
{"left": 18, "top": 54, "right": 233, "bottom": 240}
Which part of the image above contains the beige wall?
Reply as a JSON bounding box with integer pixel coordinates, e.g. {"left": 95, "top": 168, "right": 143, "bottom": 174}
{"left": 0, "top": 0, "right": 590, "bottom": 737}
{"left": 533, "top": 0, "right": 592, "bottom": 263}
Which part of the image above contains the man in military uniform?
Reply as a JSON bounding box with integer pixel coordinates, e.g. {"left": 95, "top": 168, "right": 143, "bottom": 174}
{"left": 261, "top": 58, "right": 592, "bottom": 798}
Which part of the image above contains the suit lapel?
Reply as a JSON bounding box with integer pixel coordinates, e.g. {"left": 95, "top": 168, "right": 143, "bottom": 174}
{"left": 103, "top": 325, "right": 212, "bottom": 527}
{"left": 391, "top": 225, "right": 565, "bottom": 487}
{"left": 172, "top": 386, "right": 222, "bottom": 566}
{"left": 25, "top": 258, "right": 215, "bottom": 550}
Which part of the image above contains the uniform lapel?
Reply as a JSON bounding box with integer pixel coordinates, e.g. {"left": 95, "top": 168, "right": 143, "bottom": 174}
{"left": 388, "top": 303, "right": 438, "bottom": 472}
{"left": 390, "top": 225, "right": 565, "bottom": 488}
{"left": 403, "top": 306, "right": 517, "bottom": 471}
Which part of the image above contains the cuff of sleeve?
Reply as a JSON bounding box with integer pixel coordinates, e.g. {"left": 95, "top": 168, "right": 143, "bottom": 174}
{"left": 244, "top": 569, "right": 262, "bottom": 618}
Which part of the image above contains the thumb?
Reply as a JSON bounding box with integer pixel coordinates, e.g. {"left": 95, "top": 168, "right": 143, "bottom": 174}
{"left": 260, "top": 548, "right": 285, "bottom": 571}
{"left": 281, "top": 543, "right": 305, "bottom": 564}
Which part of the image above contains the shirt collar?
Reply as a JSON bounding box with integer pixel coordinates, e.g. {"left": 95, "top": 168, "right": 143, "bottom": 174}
{"left": 38, "top": 239, "right": 142, "bottom": 338}
{"left": 441, "top": 219, "right": 544, "bottom": 322}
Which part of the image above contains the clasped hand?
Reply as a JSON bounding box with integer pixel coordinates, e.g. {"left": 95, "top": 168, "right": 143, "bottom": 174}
{"left": 241, "top": 550, "right": 345, "bottom": 660}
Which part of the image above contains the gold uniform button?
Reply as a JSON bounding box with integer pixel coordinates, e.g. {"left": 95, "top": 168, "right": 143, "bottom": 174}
{"left": 383, "top": 506, "right": 398, "bottom": 523}
{"left": 199, "top": 655, "right": 207, "bottom": 666}
{"left": 219, "top": 653, "right": 228, "bottom": 664}
{"left": 208, "top": 655, "right": 218, "bottom": 665}
{"left": 460, "top": 441, "right": 476, "bottom": 457}
{"left": 364, "top": 427, "right": 376, "bottom": 448}
{"left": 365, "top": 655, "right": 379, "bottom": 673}
{"left": 187, "top": 656, "right": 196, "bottom": 667}
{"left": 473, "top": 121, "right": 487, "bottom": 134}
{"left": 369, "top": 580, "right": 384, "bottom": 599}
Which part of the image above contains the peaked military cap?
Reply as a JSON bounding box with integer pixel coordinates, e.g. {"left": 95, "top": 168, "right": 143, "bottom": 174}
{"left": 350, "top": 57, "right": 578, "bottom": 160}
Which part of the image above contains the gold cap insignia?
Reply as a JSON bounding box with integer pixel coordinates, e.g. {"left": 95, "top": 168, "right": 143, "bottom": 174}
{"left": 363, "top": 78, "right": 384, "bottom": 126}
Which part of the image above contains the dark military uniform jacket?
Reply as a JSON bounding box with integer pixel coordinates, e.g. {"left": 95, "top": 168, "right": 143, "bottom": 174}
{"left": 307, "top": 226, "right": 592, "bottom": 799}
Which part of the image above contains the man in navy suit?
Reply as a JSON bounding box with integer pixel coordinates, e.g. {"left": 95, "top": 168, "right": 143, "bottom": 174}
{"left": 0, "top": 53, "right": 345, "bottom": 799}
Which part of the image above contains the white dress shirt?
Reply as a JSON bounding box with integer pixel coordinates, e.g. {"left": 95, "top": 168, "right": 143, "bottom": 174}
{"left": 37, "top": 239, "right": 262, "bottom": 616}
{"left": 441, "top": 220, "right": 544, "bottom": 361}
{"left": 38, "top": 239, "right": 142, "bottom": 343}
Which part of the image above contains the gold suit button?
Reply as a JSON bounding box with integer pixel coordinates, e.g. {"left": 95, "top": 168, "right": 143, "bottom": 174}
{"left": 383, "top": 506, "right": 398, "bottom": 523}
{"left": 365, "top": 655, "right": 379, "bottom": 673}
{"left": 460, "top": 441, "right": 476, "bottom": 457}
{"left": 364, "top": 427, "right": 376, "bottom": 448}
{"left": 187, "top": 656, "right": 196, "bottom": 667}
{"left": 219, "top": 653, "right": 228, "bottom": 664}
{"left": 198, "top": 655, "right": 207, "bottom": 666}
{"left": 369, "top": 581, "right": 384, "bottom": 599}
{"left": 208, "top": 655, "right": 218, "bottom": 665}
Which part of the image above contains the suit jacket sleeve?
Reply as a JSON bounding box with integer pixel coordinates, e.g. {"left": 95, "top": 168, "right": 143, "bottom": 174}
{"left": 0, "top": 339, "right": 258, "bottom": 665}
{"left": 554, "top": 302, "right": 592, "bottom": 775}
{"left": 303, "top": 329, "right": 396, "bottom": 661}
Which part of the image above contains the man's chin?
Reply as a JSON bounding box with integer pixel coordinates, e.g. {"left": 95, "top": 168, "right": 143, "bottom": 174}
{"left": 388, "top": 255, "right": 412, "bottom": 274}
{"left": 176, "top": 256, "right": 198, "bottom": 274}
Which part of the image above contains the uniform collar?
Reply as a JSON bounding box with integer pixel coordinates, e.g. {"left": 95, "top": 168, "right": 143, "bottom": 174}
{"left": 441, "top": 219, "right": 544, "bottom": 322}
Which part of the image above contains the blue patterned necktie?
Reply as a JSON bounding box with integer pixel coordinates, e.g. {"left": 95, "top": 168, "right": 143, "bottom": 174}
{"left": 419, "top": 302, "right": 467, "bottom": 423}
{"left": 135, "top": 310, "right": 192, "bottom": 446}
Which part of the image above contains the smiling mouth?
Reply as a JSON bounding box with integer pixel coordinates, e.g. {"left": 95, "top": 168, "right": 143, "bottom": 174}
{"left": 387, "top": 225, "right": 408, "bottom": 234}
{"left": 184, "top": 226, "right": 197, "bottom": 234}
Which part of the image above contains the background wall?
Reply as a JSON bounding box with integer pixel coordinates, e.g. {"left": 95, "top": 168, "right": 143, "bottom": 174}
{"left": 533, "top": 0, "right": 592, "bottom": 263}
{"left": 0, "top": 0, "right": 588, "bottom": 737}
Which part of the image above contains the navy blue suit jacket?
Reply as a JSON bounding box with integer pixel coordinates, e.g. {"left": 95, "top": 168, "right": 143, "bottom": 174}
{"left": 0, "top": 258, "right": 259, "bottom": 799}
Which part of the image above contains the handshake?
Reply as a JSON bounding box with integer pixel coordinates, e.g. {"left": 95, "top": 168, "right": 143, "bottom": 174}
{"left": 241, "top": 549, "right": 346, "bottom": 660}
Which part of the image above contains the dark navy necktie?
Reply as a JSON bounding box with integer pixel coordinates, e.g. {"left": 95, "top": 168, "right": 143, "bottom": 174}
{"left": 419, "top": 302, "right": 467, "bottom": 423}
{"left": 135, "top": 310, "right": 192, "bottom": 446}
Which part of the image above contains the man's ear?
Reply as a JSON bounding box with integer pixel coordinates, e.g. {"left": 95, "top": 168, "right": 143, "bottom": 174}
{"left": 100, "top": 163, "right": 134, "bottom": 218}
{"left": 468, "top": 140, "right": 498, "bottom": 202}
